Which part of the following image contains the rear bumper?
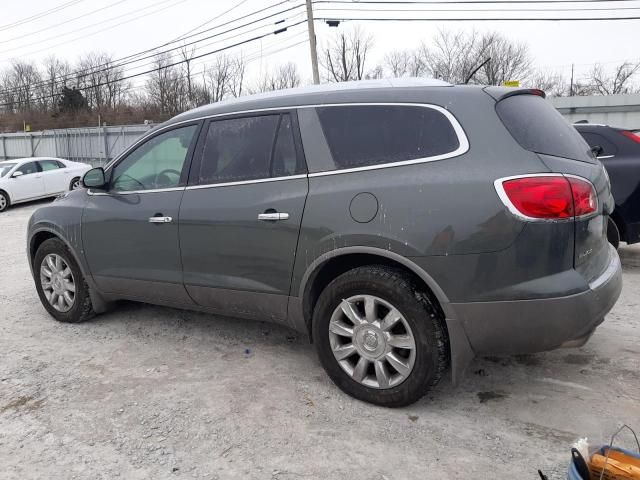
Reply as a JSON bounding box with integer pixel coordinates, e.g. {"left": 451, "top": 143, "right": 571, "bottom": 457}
{"left": 450, "top": 244, "right": 622, "bottom": 355}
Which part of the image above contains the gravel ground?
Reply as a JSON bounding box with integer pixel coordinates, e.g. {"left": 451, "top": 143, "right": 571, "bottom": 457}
{"left": 1, "top": 200, "right": 639, "bottom": 480}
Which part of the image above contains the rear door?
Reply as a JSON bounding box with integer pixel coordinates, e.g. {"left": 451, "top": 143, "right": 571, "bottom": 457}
{"left": 38, "top": 159, "right": 68, "bottom": 194}
{"left": 179, "top": 111, "right": 308, "bottom": 324}
{"left": 495, "top": 93, "right": 614, "bottom": 278}
{"left": 10, "top": 161, "right": 45, "bottom": 201}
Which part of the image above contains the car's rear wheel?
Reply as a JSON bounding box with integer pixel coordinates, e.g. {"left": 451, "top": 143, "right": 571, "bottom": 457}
{"left": 34, "top": 238, "right": 94, "bottom": 323}
{"left": 0, "top": 191, "right": 9, "bottom": 212}
{"left": 312, "top": 265, "right": 448, "bottom": 407}
{"left": 607, "top": 216, "right": 620, "bottom": 249}
{"left": 69, "top": 177, "right": 81, "bottom": 191}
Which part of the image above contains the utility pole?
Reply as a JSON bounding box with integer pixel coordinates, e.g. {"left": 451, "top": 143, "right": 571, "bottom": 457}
{"left": 306, "top": 0, "right": 320, "bottom": 84}
{"left": 570, "top": 63, "right": 574, "bottom": 96}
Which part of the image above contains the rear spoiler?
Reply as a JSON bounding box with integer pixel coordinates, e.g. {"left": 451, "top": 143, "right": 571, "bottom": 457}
{"left": 483, "top": 86, "right": 546, "bottom": 102}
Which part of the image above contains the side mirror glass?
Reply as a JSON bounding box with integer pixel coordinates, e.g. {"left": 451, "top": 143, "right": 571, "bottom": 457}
{"left": 82, "top": 167, "right": 107, "bottom": 190}
{"left": 11, "top": 170, "right": 23, "bottom": 178}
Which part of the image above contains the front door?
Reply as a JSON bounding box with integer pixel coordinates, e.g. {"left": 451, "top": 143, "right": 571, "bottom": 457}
{"left": 11, "top": 161, "right": 44, "bottom": 201}
{"left": 179, "top": 112, "right": 308, "bottom": 323}
{"left": 82, "top": 123, "right": 201, "bottom": 304}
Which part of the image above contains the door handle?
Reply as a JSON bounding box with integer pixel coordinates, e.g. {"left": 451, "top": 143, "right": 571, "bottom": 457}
{"left": 149, "top": 216, "right": 173, "bottom": 224}
{"left": 258, "top": 212, "right": 289, "bottom": 221}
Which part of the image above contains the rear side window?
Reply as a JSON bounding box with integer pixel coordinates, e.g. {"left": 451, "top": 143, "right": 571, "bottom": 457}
{"left": 496, "top": 95, "right": 593, "bottom": 163}
{"left": 199, "top": 113, "right": 304, "bottom": 185}
{"left": 578, "top": 131, "right": 618, "bottom": 157}
{"left": 315, "top": 105, "right": 460, "bottom": 170}
{"left": 39, "top": 160, "right": 63, "bottom": 171}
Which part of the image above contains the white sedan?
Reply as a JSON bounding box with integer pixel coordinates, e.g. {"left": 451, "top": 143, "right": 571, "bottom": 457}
{"left": 0, "top": 157, "right": 92, "bottom": 212}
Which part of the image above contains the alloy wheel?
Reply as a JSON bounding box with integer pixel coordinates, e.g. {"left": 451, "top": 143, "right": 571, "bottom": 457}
{"left": 329, "top": 294, "right": 416, "bottom": 389}
{"left": 40, "top": 253, "right": 76, "bottom": 312}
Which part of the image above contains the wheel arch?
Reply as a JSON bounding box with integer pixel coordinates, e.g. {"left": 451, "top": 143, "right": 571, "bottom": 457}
{"left": 297, "top": 247, "right": 475, "bottom": 385}
{"left": 28, "top": 226, "right": 109, "bottom": 314}
{"left": 0, "top": 188, "right": 10, "bottom": 207}
{"left": 299, "top": 247, "right": 452, "bottom": 338}
{"left": 609, "top": 208, "right": 626, "bottom": 243}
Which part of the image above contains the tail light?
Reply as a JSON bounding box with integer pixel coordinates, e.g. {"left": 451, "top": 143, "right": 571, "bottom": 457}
{"left": 621, "top": 130, "right": 640, "bottom": 144}
{"left": 496, "top": 175, "right": 597, "bottom": 220}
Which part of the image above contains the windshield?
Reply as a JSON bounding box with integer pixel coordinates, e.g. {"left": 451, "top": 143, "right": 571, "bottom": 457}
{"left": 0, "top": 163, "right": 16, "bottom": 177}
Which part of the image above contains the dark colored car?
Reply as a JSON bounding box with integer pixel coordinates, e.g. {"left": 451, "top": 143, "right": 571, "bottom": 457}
{"left": 574, "top": 122, "right": 640, "bottom": 248}
{"left": 27, "top": 79, "right": 622, "bottom": 407}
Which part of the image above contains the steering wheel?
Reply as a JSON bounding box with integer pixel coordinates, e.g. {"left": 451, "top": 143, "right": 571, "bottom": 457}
{"left": 154, "top": 169, "right": 182, "bottom": 188}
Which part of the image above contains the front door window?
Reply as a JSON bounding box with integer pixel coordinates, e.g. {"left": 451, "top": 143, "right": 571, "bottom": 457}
{"left": 111, "top": 125, "right": 198, "bottom": 192}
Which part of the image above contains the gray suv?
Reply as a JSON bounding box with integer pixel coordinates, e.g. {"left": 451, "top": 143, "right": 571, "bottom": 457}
{"left": 27, "top": 79, "right": 622, "bottom": 407}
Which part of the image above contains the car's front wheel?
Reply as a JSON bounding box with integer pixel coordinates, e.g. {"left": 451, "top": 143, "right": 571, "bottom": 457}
{"left": 0, "top": 191, "right": 9, "bottom": 212}
{"left": 312, "top": 265, "right": 448, "bottom": 407}
{"left": 69, "top": 177, "right": 81, "bottom": 191}
{"left": 34, "top": 238, "right": 94, "bottom": 323}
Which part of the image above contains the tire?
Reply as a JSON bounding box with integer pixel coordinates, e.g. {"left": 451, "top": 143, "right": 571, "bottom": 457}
{"left": 312, "top": 265, "right": 448, "bottom": 407}
{"left": 607, "top": 217, "right": 620, "bottom": 249}
{"left": 69, "top": 177, "right": 81, "bottom": 191}
{"left": 33, "top": 238, "right": 94, "bottom": 323}
{"left": 0, "top": 190, "right": 9, "bottom": 212}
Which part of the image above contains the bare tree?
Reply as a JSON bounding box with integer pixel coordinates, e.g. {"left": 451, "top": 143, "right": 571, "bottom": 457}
{"left": 145, "top": 53, "right": 188, "bottom": 115}
{"left": 180, "top": 44, "right": 197, "bottom": 107}
{"left": 588, "top": 61, "right": 640, "bottom": 95}
{"left": 525, "top": 70, "right": 567, "bottom": 97}
{"left": 384, "top": 50, "right": 411, "bottom": 78}
{"left": 414, "top": 30, "right": 530, "bottom": 85}
{"left": 1, "top": 60, "right": 42, "bottom": 113}
{"left": 254, "top": 62, "right": 301, "bottom": 93}
{"left": 39, "top": 56, "right": 72, "bottom": 112}
{"left": 76, "top": 52, "right": 129, "bottom": 111}
{"left": 476, "top": 33, "right": 531, "bottom": 86}
{"left": 321, "top": 26, "right": 373, "bottom": 82}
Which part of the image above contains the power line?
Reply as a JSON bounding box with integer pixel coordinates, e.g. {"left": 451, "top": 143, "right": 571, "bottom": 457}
{"left": 0, "top": 20, "right": 307, "bottom": 108}
{"left": 0, "top": 4, "right": 306, "bottom": 97}
{"left": 0, "top": 0, "right": 190, "bottom": 58}
{"left": 315, "top": 5, "right": 640, "bottom": 11}
{"left": 170, "top": 0, "right": 253, "bottom": 43}
{"left": 0, "top": 0, "right": 85, "bottom": 33}
{"left": 0, "top": 0, "right": 129, "bottom": 47}
{"left": 317, "top": 0, "right": 640, "bottom": 4}
{"left": 316, "top": 14, "right": 640, "bottom": 19}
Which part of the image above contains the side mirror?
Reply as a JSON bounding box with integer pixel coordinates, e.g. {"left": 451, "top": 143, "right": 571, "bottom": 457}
{"left": 591, "top": 145, "right": 604, "bottom": 158}
{"left": 82, "top": 167, "right": 107, "bottom": 190}
{"left": 11, "top": 171, "right": 23, "bottom": 178}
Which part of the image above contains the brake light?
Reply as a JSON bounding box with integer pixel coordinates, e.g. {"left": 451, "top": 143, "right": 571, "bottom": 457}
{"left": 497, "top": 175, "right": 597, "bottom": 220}
{"left": 621, "top": 130, "right": 640, "bottom": 144}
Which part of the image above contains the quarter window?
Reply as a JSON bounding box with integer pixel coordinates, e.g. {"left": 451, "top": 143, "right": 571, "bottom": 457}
{"left": 111, "top": 125, "right": 197, "bottom": 192}
{"left": 272, "top": 114, "right": 303, "bottom": 177}
{"left": 39, "top": 160, "right": 63, "bottom": 171}
{"left": 315, "top": 105, "right": 460, "bottom": 170}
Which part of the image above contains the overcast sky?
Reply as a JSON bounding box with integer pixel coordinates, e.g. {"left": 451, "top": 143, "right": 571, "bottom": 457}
{"left": 0, "top": 0, "right": 638, "bottom": 90}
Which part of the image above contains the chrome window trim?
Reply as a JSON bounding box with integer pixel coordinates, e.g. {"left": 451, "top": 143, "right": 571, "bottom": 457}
{"left": 87, "top": 186, "right": 186, "bottom": 196}
{"left": 494, "top": 172, "right": 599, "bottom": 223}
{"left": 186, "top": 174, "right": 307, "bottom": 191}
{"left": 103, "top": 102, "right": 469, "bottom": 182}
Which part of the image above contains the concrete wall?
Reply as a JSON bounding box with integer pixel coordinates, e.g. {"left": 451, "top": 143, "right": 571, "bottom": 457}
{"left": 550, "top": 94, "right": 640, "bottom": 129}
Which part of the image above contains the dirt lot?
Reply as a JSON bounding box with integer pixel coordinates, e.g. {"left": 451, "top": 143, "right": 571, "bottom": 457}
{"left": 1, "top": 200, "right": 639, "bottom": 480}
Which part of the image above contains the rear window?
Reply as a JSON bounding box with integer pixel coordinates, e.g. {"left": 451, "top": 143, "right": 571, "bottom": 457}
{"left": 316, "top": 105, "right": 460, "bottom": 170}
{"left": 496, "top": 95, "right": 594, "bottom": 163}
{"left": 578, "top": 131, "right": 618, "bottom": 157}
